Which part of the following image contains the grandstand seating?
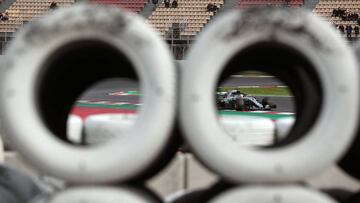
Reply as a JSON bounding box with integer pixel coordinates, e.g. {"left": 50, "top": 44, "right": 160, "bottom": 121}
{"left": 0, "top": 0, "right": 74, "bottom": 33}
{"left": 236, "top": 0, "right": 303, "bottom": 8}
{"left": 89, "top": 0, "right": 147, "bottom": 13}
{"left": 312, "top": 0, "right": 360, "bottom": 39}
{"left": 146, "top": 0, "right": 223, "bottom": 38}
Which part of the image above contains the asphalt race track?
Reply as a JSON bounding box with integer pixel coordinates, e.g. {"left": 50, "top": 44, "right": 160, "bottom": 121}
{"left": 221, "top": 76, "right": 285, "bottom": 87}
{"left": 77, "top": 77, "right": 295, "bottom": 113}
{"left": 79, "top": 78, "right": 141, "bottom": 104}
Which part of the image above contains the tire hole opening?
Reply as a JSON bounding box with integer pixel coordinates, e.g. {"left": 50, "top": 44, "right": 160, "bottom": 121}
{"left": 216, "top": 41, "right": 323, "bottom": 148}
{"left": 36, "top": 39, "right": 141, "bottom": 146}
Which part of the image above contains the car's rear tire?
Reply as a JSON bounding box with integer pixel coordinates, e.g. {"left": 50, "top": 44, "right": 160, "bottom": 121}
{"left": 270, "top": 103, "right": 277, "bottom": 109}
{"left": 261, "top": 97, "right": 269, "bottom": 107}
{"left": 234, "top": 99, "right": 244, "bottom": 111}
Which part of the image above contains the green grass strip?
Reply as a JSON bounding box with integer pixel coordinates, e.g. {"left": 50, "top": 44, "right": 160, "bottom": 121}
{"left": 236, "top": 71, "right": 270, "bottom": 76}
{"left": 127, "top": 91, "right": 142, "bottom": 96}
{"left": 217, "top": 87, "right": 292, "bottom": 96}
{"left": 219, "top": 110, "right": 294, "bottom": 120}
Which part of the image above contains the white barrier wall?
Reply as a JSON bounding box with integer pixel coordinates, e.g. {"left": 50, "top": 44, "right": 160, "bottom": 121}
{"left": 66, "top": 115, "right": 83, "bottom": 144}
{"left": 219, "top": 115, "right": 275, "bottom": 146}
{"left": 83, "top": 114, "right": 137, "bottom": 145}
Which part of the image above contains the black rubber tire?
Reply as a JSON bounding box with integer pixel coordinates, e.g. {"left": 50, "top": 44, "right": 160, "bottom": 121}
{"left": 169, "top": 181, "right": 235, "bottom": 203}
{"left": 33, "top": 186, "right": 161, "bottom": 203}
{"left": 0, "top": 165, "right": 41, "bottom": 203}
{"left": 261, "top": 97, "right": 269, "bottom": 107}
{"left": 346, "top": 190, "right": 360, "bottom": 203}
{"left": 338, "top": 43, "right": 360, "bottom": 181}
{"left": 209, "top": 186, "right": 338, "bottom": 203}
{"left": 322, "top": 188, "right": 353, "bottom": 203}
{"left": 270, "top": 103, "right": 277, "bottom": 109}
{"left": 234, "top": 100, "right": 243, "bottom": 111}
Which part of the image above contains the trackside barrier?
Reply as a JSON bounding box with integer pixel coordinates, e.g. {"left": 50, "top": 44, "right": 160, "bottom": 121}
{"left": 219, "top": 115, "right": 275, "bottom": 146}
{"left": 82, "top": 114, "right": 275, "bottom": 146}
{"left": 180, "top": 7, "right": 359, "bottom": 183}
{"left": 66, "top": 115, "right": 83, "bottom": 144}
{"left": 0, "top": 4, "right": 359, "bottom": 203}
{"left": 83, "top": 114, "right": 137, "bottom": 145}
{"left": 275, "top": 117, "right": 295, "bottom": 142}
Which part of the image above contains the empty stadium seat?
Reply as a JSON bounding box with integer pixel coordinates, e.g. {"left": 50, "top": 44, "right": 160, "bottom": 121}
{"left": 0, "top": 0, "right": 74, "bottom": 34}
{"left": 236, "top": 0, "right": 303, "bottom": 8}
{"left": 147, "top": 0, "right": 224, "bottom": 38}
{"left": 88, "top": 0, "right": 147, "bottom": 13}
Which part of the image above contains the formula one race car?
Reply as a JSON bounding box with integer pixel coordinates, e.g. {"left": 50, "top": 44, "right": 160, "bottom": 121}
{"left": 216, "top": 90, "right": 277, "bottom": 111}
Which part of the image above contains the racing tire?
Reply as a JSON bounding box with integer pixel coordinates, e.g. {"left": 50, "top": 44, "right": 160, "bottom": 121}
{"left": 346, "top": 191, "right": 360, "bottom": 203}
{"left": 338, "top": 43, "right": 360, "bottom": 181}
{"left": 270, "top": 103, "right": 277, "bottom": 109}
{"left": 31, "top": 186, "right": 161, "bottom": 203}
{"left": 235, "top": 98, "right": 244, "bottom": 111}
{"left": 261, "top": 97, "right": 277, "bottom": 109}
{"left": 0, "top": 165, "right": 42, "bottom": 203}
{"left": 209, "top": 186, "right": 337, "bottom": 203}
{"left": 322, "top": 188, "right": 353, "bottom": 203}
{"left": 261, "top": 97, "right": 270, "bottom": 107}
{"left": 234, "top": 101, "right": 241, "bottom": 111}
{"left": 180, "top": 7, "right": 359, "bottom": 183}
{"left": 167, "top": 181, "right": 235, "bottom": 203}
{"left": 0, "top": 4, "right": 177, "bottom": 183}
